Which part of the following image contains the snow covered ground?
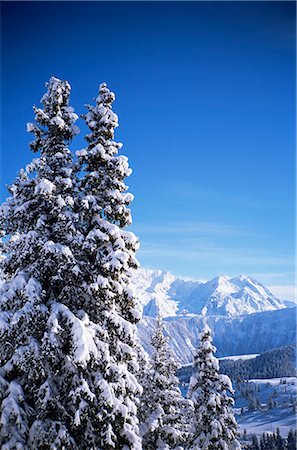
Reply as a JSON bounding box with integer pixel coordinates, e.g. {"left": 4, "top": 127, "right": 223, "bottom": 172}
{"left": 238, "top": 407, "right": 296, "bottom": 437}
{"left": 236, "top": 377, "right": 297, "bottom": 436}
{"left": 176, "top": 353, "right": 259, "bottom": 369}
{"left": 219, "top": 354, "right": 259, "bottom": 361}
{"left": 178, "top": 362, "right": 297, "bottom": 436}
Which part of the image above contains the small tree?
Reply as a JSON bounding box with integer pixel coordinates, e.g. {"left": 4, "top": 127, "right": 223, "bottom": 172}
{"left": 287, "top": 429, "right": 296, "bottom": 450}
{"left": 139, "top": 316, "right": 193, "bottom": 450}
{"left": 187, "top": 325, "right": 241, "bottom": 450}
{"left": 267, "top": 395, "right": 276, "bottom": 410}
{"left": 250, "top": 435, "right": 259, "bottom": 450}
{"left": 275, "top": 428, "right": 284, "bottom": 450}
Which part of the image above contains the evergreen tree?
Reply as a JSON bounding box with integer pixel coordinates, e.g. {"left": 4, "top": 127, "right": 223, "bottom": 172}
{"left": 187, "top": 325, "right": 241, "bottom": 450}
{"left": 267, "top": 395, "right": 276, "bottom": 410}
{"left": 139, "top": 316, "right": 192, "bottom": 450}
{"left": 275, "top": 428, "right": 283, "bottom": 450}
{"left": 250, "top": 435, "right": 259, "bottom": 450}
{"left": 74, "top": 82, "right": 142, "bottom": 449}
{"left": 260, "top": 433, "right": 266, "bottom": 450}
{"left": 0, "top": 78, "right": 143, "bottom": 449}
{"left": 286, "top": 429, "right": 296, "bottom": 450}
{"left": 0, "top": 77, "right": 82, "bottom": 448}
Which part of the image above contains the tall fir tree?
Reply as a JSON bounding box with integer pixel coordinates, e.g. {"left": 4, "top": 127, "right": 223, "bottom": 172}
{"left": 75, "top": 82, "right": 142, "bottom": 449}
{"left": 0, "top": 78, "right": 142, "bottom": 450}
{"left": 187, "top": 324, "right": 241, "bottom": 450}
{"left": 138, "top": 316, "right": 193, "bottom": 450}
{"left": 0, "top": 77, "right": 84, "bottom": 448}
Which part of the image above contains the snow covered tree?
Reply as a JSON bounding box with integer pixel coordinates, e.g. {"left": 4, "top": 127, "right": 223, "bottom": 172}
{"left": 249, "top": 435, "right": 259, "bottom": 450}
{"left": 0, "top": 78, "right": 144, "bottom": 449}
{"left": 286, "top": 429, "right": 296, "bottom": 450}
{"left": 74, "top": 82, "right": 142, "bottom": 449}
{"left": 187, "top": 325, "right": 241, "bottom": 450}
{"left": 139, "top": 316, "right": 193, "bottom": 450}
{"left": 0, "top": 76, "right": 84, "bottom": 448}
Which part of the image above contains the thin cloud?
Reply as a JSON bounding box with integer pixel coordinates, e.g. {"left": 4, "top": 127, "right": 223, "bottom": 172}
{"left": 268, "top": 285, "right": 296, "bottom": 301}
{"left": 138, "top": 241, "right": 292, "bottom": 267}
{"left": 251, "top": 272, "right": 295, "bottom": 282}
{"left": 132, "top": 221, "right": 253, "bottom": 237}
{"left": 161, "top": 182, "right": 285, "bottom": 210}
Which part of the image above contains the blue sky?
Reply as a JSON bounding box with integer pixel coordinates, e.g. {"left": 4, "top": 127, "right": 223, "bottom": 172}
{"left": 1, "top": 2, "right": 295, "bottom": 299}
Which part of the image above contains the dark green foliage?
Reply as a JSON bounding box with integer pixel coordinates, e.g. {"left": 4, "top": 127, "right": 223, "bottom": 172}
{"left": 219, "top": 345, "right": 296, "bottom": 382}
{"left": 246, "top": 430, "right": 296, "bottom": 450}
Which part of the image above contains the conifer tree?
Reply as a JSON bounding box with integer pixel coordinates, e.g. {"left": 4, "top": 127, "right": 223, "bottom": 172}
{"left": 139, "top": 316, "right": 193, "bottom": 450}
{"left": 286, "top": 429, "right": 296, "bottom": 450}
{"left": 187, "top": 325, "right": 241, "bottom": 450}
{"left": 0, "top": 77, "right": 83, "bottom": 448}
{"left": 75, "top": 83, "right": 142, "bottom": 449}
{"left": 250, "top": 435, "right": 259, "bottom": 450}
{"left": 275, "top": 428, "right": 283, "bottom": 450}
{"left": 0, "top": 77, "right": 142, "bottom": 450}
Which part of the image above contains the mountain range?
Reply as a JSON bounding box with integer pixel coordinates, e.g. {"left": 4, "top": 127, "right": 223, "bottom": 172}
{"left": 132, "top": 268, "right": 286, "bottom": 317}
{"left": 133, "top": 268, "right": 296, "bottom": 365}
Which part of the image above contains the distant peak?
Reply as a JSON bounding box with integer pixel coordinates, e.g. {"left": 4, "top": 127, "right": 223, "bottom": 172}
{"left": 208, "top": 275, "right": 230, "bottom": 285}
{"left": 232, "top": 274, "right": 249, "bottom": 282}
{"left": 218, "top": 275, "right": 230, "bottom": 282}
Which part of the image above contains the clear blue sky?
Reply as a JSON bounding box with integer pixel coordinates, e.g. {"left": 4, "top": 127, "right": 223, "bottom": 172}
{"left": 1, "top": 2, "right": 295, "bottom": 298}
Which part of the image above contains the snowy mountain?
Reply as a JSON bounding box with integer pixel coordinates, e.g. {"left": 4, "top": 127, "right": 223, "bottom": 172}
{"left": 132, "top": 268, "right": 286, "bottom": 318}
{"left": 137, "top": 307, "right": 296, "bottom": 365}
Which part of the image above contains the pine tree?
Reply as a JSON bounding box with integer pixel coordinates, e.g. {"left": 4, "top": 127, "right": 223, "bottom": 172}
{"left": 267, "top": 395, "right": 276, "bottom": 410}
{"left": 187, "top": 324, "right": 241, "bottom": 450}
{"left": 250, "top": 435, "right": 259, "bottom": 450}
{"left": 0, "top": 78, "right": 143, "bottom": 450}
{"left": 275, "top": 428, "right": 283, "bottom": 450}
{"left": 259, "top": 433, "right": 266, "bottom": 450}
{"left": 286, "top": 429, "right": 296, "bottom": 450}
{"left": 139, "top": 316, "right": 193, "bottom": 450}
{"left": 74, "top": 82, "right": 142, "bottom": 449}
{"left": 0, "top": 77, "right": 82, "bottom": 448}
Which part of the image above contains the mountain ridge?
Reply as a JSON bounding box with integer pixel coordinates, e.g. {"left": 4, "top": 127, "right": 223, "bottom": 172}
{"left": 137, "top": 307, "right": 296, "bottom": 364}
{"left": 132, "top": 268, "right": 286, "bottom": 318}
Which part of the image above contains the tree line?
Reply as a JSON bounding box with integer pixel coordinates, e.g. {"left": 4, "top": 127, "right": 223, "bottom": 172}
{"left": 219, "top": 346, "right": 296, "bottom": 382}
{"left": 242, "top": 429, "right": 296, "bottom": 450}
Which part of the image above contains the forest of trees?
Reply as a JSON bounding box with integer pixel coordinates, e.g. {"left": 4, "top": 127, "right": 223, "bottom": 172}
{"left": 242, "top": 429, "right": 296, "bottom": 450}
{"left": 219, "top": 346, "right": 296, "bottom": 382}
{"left": 177, "top": 345, "right": 296, "bottom": 400}
{"left": 0, "top": 77, "right": 243, "bottom": 449}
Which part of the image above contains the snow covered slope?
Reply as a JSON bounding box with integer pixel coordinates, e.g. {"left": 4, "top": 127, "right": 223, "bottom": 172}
{"left": 137, "top": 307, "right": 296, "bottom": 365}
{"left": 132, "top": 268, "right": 286, "bottom": 317}
{"left": 236, "top": 377, "right": 297, "bottom": 436}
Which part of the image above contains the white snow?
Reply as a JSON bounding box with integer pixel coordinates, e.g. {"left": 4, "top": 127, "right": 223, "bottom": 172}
{"left": 131, "top": 268, "right": 286, "bottom": 318}
{"left": 237, "top": 377, "right": 297, "bottom": 436}
{"left": 72, "top": 125, "right": 80, "bottom": 135}
{"left": 50, "top": 116, "right": 65, "bottom": 128}
{"left": 76, "top": 149, "right": 88, "bottom": 158}
{"left": 219, "top": 354, "right": 260, "bottom": 362}
{"left": 137, "top": 307, "right": 296, "bottom": 365}
{"left": 26, "top": 122, "right": 35, "bottom": 132}
{"left": 35, "top": 179, "right": 55, "bottom": 196}
{"left": 43, "top": 241, "right": 73, "bottom": 259}
{"left": 49, "top": 303, "right": 98, "bottom": 366}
